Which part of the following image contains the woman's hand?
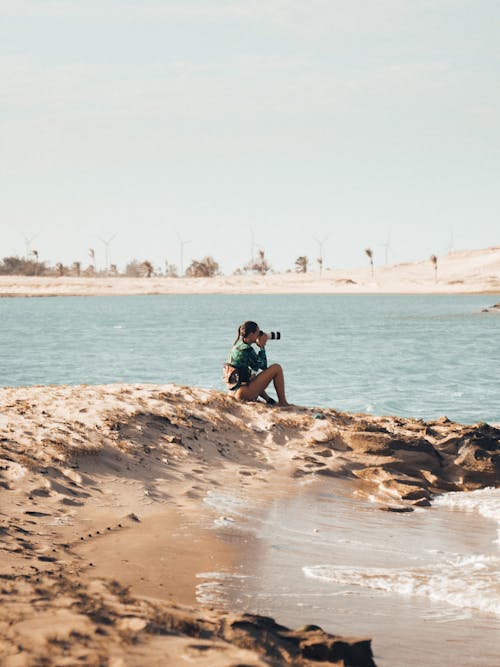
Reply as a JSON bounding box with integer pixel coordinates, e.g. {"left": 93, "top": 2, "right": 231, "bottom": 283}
{"left": 257, "top": 332, "right": 268, "bottom": 347}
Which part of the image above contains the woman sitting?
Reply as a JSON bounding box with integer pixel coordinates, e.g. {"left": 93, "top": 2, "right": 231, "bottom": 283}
{"left": 226, "top": 320, "right": 289, "bottom": 407}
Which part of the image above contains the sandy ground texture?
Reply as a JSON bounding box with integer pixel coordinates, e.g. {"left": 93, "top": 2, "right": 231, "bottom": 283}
{"left": 1, "top": 384, "right": 499, "bottom": 666}
{"left": 1, "top": 246, "right": 500, "bottom": 297}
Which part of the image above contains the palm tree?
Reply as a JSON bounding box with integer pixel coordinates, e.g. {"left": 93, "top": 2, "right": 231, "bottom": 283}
{"left": 256, "top": 249, "right": 269, "bottom": 275}
{"left": 295, "top": 256, "right": 308, "bottom": 273}
{"left": 31, "top": 250, "right": 39, "bottom": 276}
{"left": 142, "top": 261, "right": 154, "bottom": 278}
{"left": 365, "top": 248, "right": 374, "bottom": 277}
{"left": 430, "top": 255, "right": 438, "bottom": 283}
{"left": 88, "top": 248, "right": 96, "bottom": 273}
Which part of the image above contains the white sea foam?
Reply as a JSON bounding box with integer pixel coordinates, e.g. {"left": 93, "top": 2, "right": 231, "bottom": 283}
{"left": 433, "top": 487, "right": 500, "bottom": 524}
{"left": 433, "top": 487, "right": 500, "bottom": 545}
{"left": 203, "top": 491, "right": 252, "bottom": 518}
{"left": 195, "top": 571, "right": 250, "bottom": 605}
{"left": 304, "top": 552, "right": 500, "bottom": 617}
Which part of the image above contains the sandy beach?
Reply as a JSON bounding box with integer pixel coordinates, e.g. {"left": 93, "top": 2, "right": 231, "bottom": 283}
{"left": 1, "top": 383, "right": 498, "bottom": 665}
{"left": 1, "top": 247, "right": 499, "bottom": 297}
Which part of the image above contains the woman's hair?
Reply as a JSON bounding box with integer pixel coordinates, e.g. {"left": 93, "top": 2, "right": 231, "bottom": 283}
{"left": 234, "top": 320, "right": 259, "bottom": 345}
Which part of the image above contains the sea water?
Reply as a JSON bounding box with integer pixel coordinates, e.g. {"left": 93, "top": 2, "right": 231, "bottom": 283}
{"left": 1, "top": 293, "right": 499, "bottom": 424}
{"left": 201, "top": 480, "right": 500, "bottom": 667}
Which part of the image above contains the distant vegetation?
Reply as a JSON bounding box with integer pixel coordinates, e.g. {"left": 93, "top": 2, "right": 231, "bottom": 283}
{"left": 185, "top": 256, "right": 220, "bottom": 278}
{"left": 295, "top": 256, "right": 308, "bottom": 273}
{"left": 0, "top": 252, "right": 262, "bottom": 278}
{"left": 0, "top": 249, "right": 443, "bottom": 278}
{"left": 0, "top": 256, "right": 48, "bottom": 276}
{"left": 0, "top": 254, "right": 223, "bottom": 277}
{"left": 244, "top": 249, "right": 271, "bottom": 275}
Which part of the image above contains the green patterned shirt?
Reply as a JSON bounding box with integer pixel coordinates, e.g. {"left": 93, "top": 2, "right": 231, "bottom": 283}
{"left": 229, "top": 342, "right": 267, "bottom": 383}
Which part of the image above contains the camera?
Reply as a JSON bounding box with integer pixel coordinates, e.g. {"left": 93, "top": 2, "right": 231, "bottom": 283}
{"left": 259, "top": 330, "right": 281, "bottom": 340}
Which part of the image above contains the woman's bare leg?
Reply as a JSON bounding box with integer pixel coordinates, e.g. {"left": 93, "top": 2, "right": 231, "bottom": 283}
{"left": 235, "top": 364, "right": 289, "bottom": 405}
{"left": 259, "top": 390, "right": 275, "bottom": 404}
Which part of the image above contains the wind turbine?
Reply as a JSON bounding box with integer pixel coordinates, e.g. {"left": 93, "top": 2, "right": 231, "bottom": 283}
{"left": 381, "top": 229, "right": 393, "bottom": 266}
{"left": 448, "top": 227, "right": 455, "bottom": 254}
{"left": 98, "top": 233, "right": 117, "bottom": 275}
{"left": 177, "top": 233, "right": 192, "bottom": 276}
{"left": 249, "top": 227, "right": 266, "bottom": 268}
{"left": 250, "top": 227, "right": 257, "bottom": 263}
{"left": 315, "top": 236, "right": 328, "bottom": 278}
{"left": 22, "top": 233, "right": 37, "bottom": 260}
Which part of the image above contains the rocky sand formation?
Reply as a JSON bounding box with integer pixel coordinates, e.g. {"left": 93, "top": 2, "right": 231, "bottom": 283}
{"left": 1, "top": 384, "right": 499, "bottom": 666}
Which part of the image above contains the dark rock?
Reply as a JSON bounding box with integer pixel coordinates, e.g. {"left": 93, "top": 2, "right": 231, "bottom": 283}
{"left": 221, "top": 613, "right": 377, "bottom": 666}
{"left": 381, "top": 506, "right": 414, "bottom": 513}
{"left": 413, "top": 498, "right": 432, "bottom": 507}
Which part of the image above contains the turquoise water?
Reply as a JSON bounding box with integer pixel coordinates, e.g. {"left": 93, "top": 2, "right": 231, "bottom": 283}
{"left": 1, "top": 294, "right": 499, "bottom": 424}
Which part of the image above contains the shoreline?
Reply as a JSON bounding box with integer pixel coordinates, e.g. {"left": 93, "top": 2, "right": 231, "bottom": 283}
{"left": 1, "top": 383, "right": 499, "bottom": 665}
{"left": 3, "top": 286, "right": 500, "bottom": 298}
{"left": 1, "top": 246, "right": 499, "bottom": 297}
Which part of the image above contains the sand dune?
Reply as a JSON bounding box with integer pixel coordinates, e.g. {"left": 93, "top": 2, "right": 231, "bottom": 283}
{"left": 1, "top": 383, "right": 499, "bottom": 665}
{"left": 1, "top": 246, "right": 499, "bottom": 297}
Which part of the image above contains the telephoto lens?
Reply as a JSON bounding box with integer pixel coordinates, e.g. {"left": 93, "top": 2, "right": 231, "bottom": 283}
{"left": 259, "top": 331, "right": 281, "bottom": 340}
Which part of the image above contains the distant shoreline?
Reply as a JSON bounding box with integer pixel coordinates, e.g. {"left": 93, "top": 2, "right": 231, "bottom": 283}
{"left": 2, "top": 286, "right": 500, "bottom": 298}
{"left": 1, "top": 246, "right": 499, "bottom": 297}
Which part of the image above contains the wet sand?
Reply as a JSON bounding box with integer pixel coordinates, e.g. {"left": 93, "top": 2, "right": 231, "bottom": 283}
{"left": 71, "top": 476, "right": 500, "bottom": 667}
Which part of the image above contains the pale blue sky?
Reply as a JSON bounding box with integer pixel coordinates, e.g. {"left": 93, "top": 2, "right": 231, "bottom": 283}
{"left": 1, "top": 1, "right": 499, "bottom": 273}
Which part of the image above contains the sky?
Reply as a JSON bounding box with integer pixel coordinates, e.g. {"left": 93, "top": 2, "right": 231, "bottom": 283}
{"left": 0, "top": 0, "right": 499, "bottom": 274}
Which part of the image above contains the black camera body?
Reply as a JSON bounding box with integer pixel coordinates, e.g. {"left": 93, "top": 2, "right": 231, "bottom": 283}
{"left": 259, "top": 330, "right": 281, "bottom": 340}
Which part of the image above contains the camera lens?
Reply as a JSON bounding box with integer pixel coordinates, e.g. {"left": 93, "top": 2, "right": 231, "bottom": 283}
{"left": 259, "top": 331, "right": 281, "bottom": 340}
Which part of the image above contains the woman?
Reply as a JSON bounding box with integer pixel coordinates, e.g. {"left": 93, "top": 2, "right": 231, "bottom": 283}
{"left": 226, "top": 321, "right": 289, "bottom": 406}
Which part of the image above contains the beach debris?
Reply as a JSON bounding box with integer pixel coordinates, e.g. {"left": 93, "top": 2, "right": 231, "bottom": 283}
{"left": 381, "top": 506, "right": 414, "bottom": 513}
{"left": 482, "top": 302, "right": 500, "bottom": 313}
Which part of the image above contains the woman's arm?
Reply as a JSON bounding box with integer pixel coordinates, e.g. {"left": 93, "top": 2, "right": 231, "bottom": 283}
{"left": 247, "top": 346, "right": 267, "bottom": 372}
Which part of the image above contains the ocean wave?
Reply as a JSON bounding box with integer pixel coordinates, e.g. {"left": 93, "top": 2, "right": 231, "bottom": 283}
{"left": 433, "top": 487, "right": 500, "bottom": 544}
{"left": 195, "top": 571, "right": 251, "bottom": 605}
{"left": 432, "top": 487, "right": 500, "bottom": 523}
{"left": 303, "top": 553, "right": 500, "bottom": 617}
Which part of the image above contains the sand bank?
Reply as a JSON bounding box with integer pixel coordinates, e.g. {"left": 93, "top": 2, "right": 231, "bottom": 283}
{"left": 1, "top": 383, "right": 499, "bottom": 665}
{"left": 1, "top": 247, "right": 500, "bottom": 297}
